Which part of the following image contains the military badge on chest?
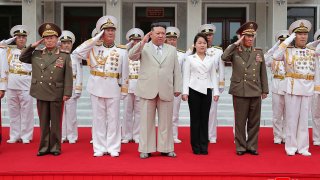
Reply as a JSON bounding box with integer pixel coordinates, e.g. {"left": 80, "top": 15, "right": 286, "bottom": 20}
{"left": 55, "top": 57, "right": 64, "bottom": 68}
{"left": 256, "top": 53, "right": 262, "bottom": 62}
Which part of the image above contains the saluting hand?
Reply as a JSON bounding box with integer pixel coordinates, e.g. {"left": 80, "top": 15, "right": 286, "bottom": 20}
{"left": 234, "top": 35, "right": 244, "bottom": 46}
{"left": 31, "top": 38, "right": 44, "bottom": 48}
{"left": 142, "top": 32, "right": 151, "bottom": 44}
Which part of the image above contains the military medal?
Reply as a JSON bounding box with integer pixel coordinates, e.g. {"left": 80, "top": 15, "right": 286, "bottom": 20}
{"left": 55, "top": 57, "right": 64, "bottom": 68}
{"left": 255, "top": 54, "right": 262, "bottom": 62}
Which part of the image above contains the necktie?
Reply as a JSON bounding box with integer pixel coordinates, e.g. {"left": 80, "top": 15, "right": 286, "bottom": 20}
{"left": 157, "top": 46, "right": 161, "bottom": 56}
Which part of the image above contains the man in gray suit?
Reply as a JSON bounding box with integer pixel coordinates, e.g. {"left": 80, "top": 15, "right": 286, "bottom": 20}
{"left": 128, "top": 23, "right": 182, "bottom": 159}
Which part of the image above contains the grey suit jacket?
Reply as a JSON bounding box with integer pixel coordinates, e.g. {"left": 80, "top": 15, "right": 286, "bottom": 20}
{"left": 128, "top": 41, "right": 182, "bottom": 101}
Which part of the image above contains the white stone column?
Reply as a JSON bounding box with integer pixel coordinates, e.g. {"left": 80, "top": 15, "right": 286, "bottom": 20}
{"left": 267, "top": 0, "right": 287, "bottom": 49}
{"left": 187, "top": 0, "right": 202, "bottom": 48}
{"left": 255, "top": 0, "right": 267, "bottom": 51}
{"left": 22, "top": 0, "right": 42, "bottom": 44}
{"left": 106, "top": 0, "right": 122, "bottom": 43}
{"left": 44, "top": 0, "right": 55, "bottom": 23}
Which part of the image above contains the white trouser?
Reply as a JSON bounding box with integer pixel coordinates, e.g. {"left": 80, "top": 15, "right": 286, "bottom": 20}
{"left": 7, "top": 89, "right": 34, "bottom": 141}
{"left": 172, "top": 95, "right": 181, "bottom": 139}
{"left": 285, "top": 93, "right": 310, "bottom": 154}
{"left": 91, "top": 94, "right": 121, "bottom": 154}
{"left": 122, "top": 93, "right": 141, "bottom": 141}
{"left": 62, "top": 96, "right": 79, "bottom": 141}
{"left": 312, "top": 93, "right": 320, "bottom": 144}
{"left": 272, "top": 93, "right": 286, "bottom": 141}
{"left": 208, "top": 100, "right": 218, "bottom": 141}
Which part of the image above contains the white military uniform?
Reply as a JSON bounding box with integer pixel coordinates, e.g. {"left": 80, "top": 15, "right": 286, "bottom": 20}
{"left": 165, "top": 27, "right": 186, "bottom": 143}
{"left": 264, "top": 30, "right": 289, "bottom": 144}
{"left": 121, "top": 28, "right": 144, "bottom": 143}
{"left": 307, "top": 30, "right": 320, "bottom": 146}
{"left": 198, "top": 24, "right": 225, "bottom": 143}
{"left": 4, "top": 25, "right": 34, "bottom": 144}
{"left": 273, "top": 19, "right": 318, "bottom": 156}
{"left": 60, "top": 30, "right": 83, "bottom": 144}
{"left": 72, "top": 15, "right": 129, "bottom": 157}
{"left": 207, "top": 46, "right": 224, "bottom": 143}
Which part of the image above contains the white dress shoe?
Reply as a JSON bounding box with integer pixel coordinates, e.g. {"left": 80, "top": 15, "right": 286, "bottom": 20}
{"left": 209, "top": 139, "right": 216, "bottom": 144}
{"left": 7, "top": 139, "right": 18, "bottom": 144}
{"left": 69, "top": 140, "right": 76, "bottom": 144}
{"left": 174, "top": 139, "right": 182, "bottom": 143}
{"left": 274, "top": 139, "right": 282, "bottom": 144}
{"left": 110, "top": 152, "right": 119, "bottom": 157}
{"left": 121, "top": 139, "right": 129, "bottom": 144}
{"left": 93, "top": 152, "right": 104, "bottom": 157}
{"left": 134, "top": 139, "right": 139, "bottom": 143}
{"left": 90, "top": 140, "right": 93, "bottom": 144}
{"left": 22, "top": 140, "right": 30, "bottom": 144}
{"left": 299, "top": 151, "right": 311, "bottom": 156}
{"left": 313, "top": 142, "right": 320, "bottom": 146}
{"left": 286, "top": 151, "right": 295, "bottom": 156}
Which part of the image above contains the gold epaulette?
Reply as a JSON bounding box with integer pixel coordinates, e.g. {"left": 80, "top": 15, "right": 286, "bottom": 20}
{"left": 307, "top": 46, "right": 315, "bottom": 50}
{"left": 117, "top": 44, "right": 127, "bottom": 49}
{"left": 177, "top": 49, "right": 186, "bottom": 53}
{"left": 7, "top": 45, "right": 17, "bottom": 49}
{"left": 287, "top": 45, "right": 294, "bottom": 48}
{"left": 213, "top": 46, "right": 222, "bottom": 50}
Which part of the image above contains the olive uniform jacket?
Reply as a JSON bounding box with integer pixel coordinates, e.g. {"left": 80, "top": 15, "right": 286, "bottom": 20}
{"left": 19, "top": 45, "right": 73, "bottom": 101}
{"left": 221, "top": 44, "right": 268, "bottom": 97}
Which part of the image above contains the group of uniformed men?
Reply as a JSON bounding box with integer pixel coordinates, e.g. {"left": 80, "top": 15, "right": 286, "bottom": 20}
{"left": 0, "top": 14, "right": 318, "bottom": 157}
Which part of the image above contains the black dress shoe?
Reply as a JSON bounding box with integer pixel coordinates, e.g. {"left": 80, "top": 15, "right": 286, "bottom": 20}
{"left": 193, "top": 151, "right": 200, "bottom": 155}
{"left": 247, "top": 150, "right": 259, "bottom": 155}
{"left": 200, "top": 151, "right": 208, "bottom": 155}
{"left": 37, "top": 152, "right": 49, "bottom": 156}
{"left": 51, "top": 152, "right": 61, "bottom": 156}
{"left": 236, "top": 151, "right": 246, "bottom": 156}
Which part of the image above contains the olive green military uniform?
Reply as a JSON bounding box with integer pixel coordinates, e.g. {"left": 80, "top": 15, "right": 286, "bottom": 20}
{"left": 222, "top": 43, "right": 268, "bottom": 152}
{"left": 20, "top": 45, "right": 73, "bottom": 154}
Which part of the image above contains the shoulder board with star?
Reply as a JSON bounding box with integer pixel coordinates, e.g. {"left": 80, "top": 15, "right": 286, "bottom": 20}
{"left": 254, "top": 47, "right": 263, "bottom": 52}
{"left": 177, "top": 49, "right": 185, "bottom": 53}
{"left": 213, "top": 46, "right": 222, "bottom": 50}
{"left": 116, "top": 44, "right": 127, "bottom": 49}
{"left": 60, "top": 49, "right": 70, "bottom": 54}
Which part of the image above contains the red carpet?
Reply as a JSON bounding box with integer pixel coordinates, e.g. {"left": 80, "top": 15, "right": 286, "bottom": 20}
{"left": 0, "top": 127, "right": 320, "bottom": 179}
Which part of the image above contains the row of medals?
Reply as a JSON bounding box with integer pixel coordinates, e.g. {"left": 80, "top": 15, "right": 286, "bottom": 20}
{"left": 95, "top": 50, "right": 119, "bottom": 71}
{"left": 292, "top": 50, "right": 315, "bottom": 72}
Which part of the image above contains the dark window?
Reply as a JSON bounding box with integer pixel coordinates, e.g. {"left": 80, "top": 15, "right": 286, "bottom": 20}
{"left": 135, "top": 7, "right": 175, "bottom": 35}
{"left": 0, "top": 5, "right": 22, "bottom": 40}
{"left": 287, "top": 7, "right": 316, "bottom": 42}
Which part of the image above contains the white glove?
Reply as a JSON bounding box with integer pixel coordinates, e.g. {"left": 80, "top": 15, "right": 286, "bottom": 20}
{"left": 0, "top": 37, "right": 16, "bottom": 46}
{"left": 219, "top": 88, "right": 224, "bottom": 93}
{"left": 74, "top": 93, "right": 81, "bottom": 99}
{"left": 307, "top": 39, "right": 320, "bottom": 49}
{"left": 283, "top": 33, "right": 296, "bottom": 46}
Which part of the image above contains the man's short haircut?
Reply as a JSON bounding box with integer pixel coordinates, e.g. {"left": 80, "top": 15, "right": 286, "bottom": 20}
{"left": 150, "top": 23, "right": 167, "bottom": 31}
